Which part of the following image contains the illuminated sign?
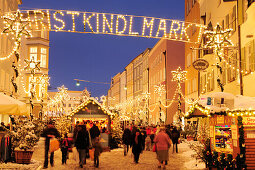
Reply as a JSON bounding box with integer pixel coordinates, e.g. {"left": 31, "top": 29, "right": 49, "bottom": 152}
{"left": 5, "top": 9, "right": 205, "bottom": 43}
{"left": 243, "top": 117, "right": 255, "bottom": 127}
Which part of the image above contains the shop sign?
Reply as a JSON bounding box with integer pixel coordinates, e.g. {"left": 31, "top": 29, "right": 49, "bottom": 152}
{"left": 243, "top": 117, "right": 255, "bottom": 127}
{"left": 217, "top": 115, "right": 225, "bottom": 124}
{"left": 231, "top": 125, "right": 238, "bottom": 140}
{"left": 192, "top": 59, "right": 209, "bottom": 71}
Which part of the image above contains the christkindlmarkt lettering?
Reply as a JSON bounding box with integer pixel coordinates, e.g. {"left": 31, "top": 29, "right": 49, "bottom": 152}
{"left": 11, "top": 9, "right": 205, "bottom": 43}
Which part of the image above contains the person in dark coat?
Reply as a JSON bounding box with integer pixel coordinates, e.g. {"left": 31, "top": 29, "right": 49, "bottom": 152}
{"left": 73, "top": 121, "right": 79, "bottom": 142}
{"left": 41, "top": 121, "right": 60, "bottom": 169}
{"left": 122, "top": 127, "right": 131, "bottom": 156}
{"left": 132, "top": 130, "right": 143, "bottom": 163}
{"left": 90, "top": 123, "right": 100, "bottom": 143}
{"left": 171, "top": 127, "right": 180, "bottom": 153}
{"left": 60, "top": 134, "right": 70, "bottom": 164}
{"left": 75, "top": 124, "right": 89, "bottom": 168}
{"left": 93, "top": 137, "right": 103, "bottom": 168}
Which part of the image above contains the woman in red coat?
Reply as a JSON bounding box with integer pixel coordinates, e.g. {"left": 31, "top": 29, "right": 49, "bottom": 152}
{"left": 154, "top": 127, "right": 172, "bottom": 169}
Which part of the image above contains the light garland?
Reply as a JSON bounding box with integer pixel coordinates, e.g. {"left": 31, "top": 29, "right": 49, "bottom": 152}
{"left": 10, "top": 9, "right": 206, "bottom": 43}
{"left": 185, "top": 103, "right": 255, "bottom": 118}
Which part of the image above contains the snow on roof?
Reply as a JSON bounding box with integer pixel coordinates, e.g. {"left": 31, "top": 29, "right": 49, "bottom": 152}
{"left": 234, "top": 95, "right": 255, "bottom": 110}
{"left": 196, "top": 92, "right": 255, "bottom": 112}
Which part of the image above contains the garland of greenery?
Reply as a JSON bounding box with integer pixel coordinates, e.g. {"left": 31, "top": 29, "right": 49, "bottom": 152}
{"left": 236, "top": 116, "right": 247, "bottom": 169}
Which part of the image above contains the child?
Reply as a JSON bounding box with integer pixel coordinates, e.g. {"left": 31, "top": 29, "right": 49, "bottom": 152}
{"left": 145, "top": 135, "right": 151, "bottom": 151}
{"left": 61, "top": 134, "right": 70, "bottom": 164}
{"left": 93, "top": 137, "right": 103, "bottom": 168}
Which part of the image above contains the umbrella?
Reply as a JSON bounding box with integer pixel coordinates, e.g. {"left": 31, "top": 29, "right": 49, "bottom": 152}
{"left": 0, "top": 92, "right": 28, "bottom": 115}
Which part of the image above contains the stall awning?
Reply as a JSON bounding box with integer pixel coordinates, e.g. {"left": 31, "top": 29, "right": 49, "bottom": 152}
{"left": 69, "top": 97, "right": 113, "bottom": 118}
{"left": 0, "top": 92, "right": 28, "bottom": 116}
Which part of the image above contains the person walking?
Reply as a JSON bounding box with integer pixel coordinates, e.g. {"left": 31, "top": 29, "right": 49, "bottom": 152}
{"left": 75, "top": 123, "right": 89, "bottom": 168}
{"left": 171, "top": 127, "right": 180, "bottom": 153}
{"left": 90, "top": 123, "right": 100, "bottom": 144}
{"left": 60, "top": 134, "right": 70, "bottom": 164}
{"left": 154, "top": 127, "right": 172, "bottom": 169}
{"left": 93, "top": 137, "right": 103, "bottom": 168}
{"left": 41, "top": 121, "right": 60, "bottom": 169}
{"left": 132, "top": 130, "right": 143, "bottom": 163}
{"left": 122, "top": 126, "right": 131, "bottom": 156}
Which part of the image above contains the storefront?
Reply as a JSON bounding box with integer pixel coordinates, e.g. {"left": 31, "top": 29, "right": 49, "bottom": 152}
{"left": 186, "top": 92, "right": 255, "bottom": 169}
{"left": 69, "top": 98, "right": 113, "bottom": 148}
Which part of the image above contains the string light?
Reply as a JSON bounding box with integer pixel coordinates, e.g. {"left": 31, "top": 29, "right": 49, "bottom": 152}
{"left": 156, "top": 19, "right": 167, "bottom": 38}
{"left": 169, "top": 20, "right": 181, "bottom": 40}
{"left": 171, "top": 67, "right": 187, "bottom": 83}
{"left": 129, "top": 16, "right": 139, "bottom": 36}
{"left": 66, "top": 11, "right": 79, "bottom": 31}
{"left": 53, "top": 11, "right": 65, "bottom": 30}
{"left": 83, "top": 13, "right": 95, "bottom": 32}
{"left": 142, "top": 17, "right": 154, "bottom": 37}
{"left": 116, "top": 15, "right": 127, "bottom": 34}
{"left": 103, "top": 14, "right": 114, "bottom": 33}
{"left": 180, "top": 22, "right": 192, "bottom": 41}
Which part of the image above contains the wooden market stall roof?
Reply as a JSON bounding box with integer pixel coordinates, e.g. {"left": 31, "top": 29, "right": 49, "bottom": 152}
{"left": 69, "top": 97, "right": 113, "bottom": 118}
{"left": 185, "top": 92, "right": 255, "bottom": 118}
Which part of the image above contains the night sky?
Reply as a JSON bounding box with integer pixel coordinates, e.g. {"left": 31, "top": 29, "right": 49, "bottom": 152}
{"left": 19, "top": 0, "right": 184, "bottom": 97}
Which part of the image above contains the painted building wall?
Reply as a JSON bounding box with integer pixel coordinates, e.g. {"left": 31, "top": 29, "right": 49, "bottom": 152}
{"left": 19, "top": 11, "right": 50, "bottom": 117}
{"left": 0, "top": 0, "right": 21, "bottom": 124}
{"left": 149, "top": 39, "right": 185, "bottom": 125}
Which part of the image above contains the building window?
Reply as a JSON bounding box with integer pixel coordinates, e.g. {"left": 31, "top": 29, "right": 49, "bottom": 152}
{"left": 192, "top": 50, "right": 197, "bottom": 63}
{"left": 186, "top": 0, "right": 190, "bottom": 16}
{"left": 228, "top": 53, "right": 237, "bottom": 82}
{"left": 231, "top": 5, "right": 236, "bottom": 32}
{"left": 226, "top": 14, "right": 229, "bottom": 29}
{"left": 187, "top": 53, "right": 191, "bottom": 67}
{"left": 30, "top": 47, "right": 37, "bottom": 61}
{"left": 41, "top": 48, "right": 47, "bottom": 68}
{"left": 69, "top": 104, "right": 71, "bottom": 107}
{"left": 41, "top": 31, "right": 48, "bottom": 39}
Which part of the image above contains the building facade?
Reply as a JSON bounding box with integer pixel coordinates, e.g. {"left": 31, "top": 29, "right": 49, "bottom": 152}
{"left": 185, "top": 0, "right": 240, "bottom": 106}
{"left": 19, "top": 11, "right": 50, "bottom": 117}
{"left": 0, "top": 0, "right": 22, "bottom": 123}
{"left": 148, "top": 39, "right": 185, "bottom": 125}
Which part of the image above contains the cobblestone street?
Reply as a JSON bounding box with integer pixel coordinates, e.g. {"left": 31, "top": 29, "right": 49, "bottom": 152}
{"left": 29, "top": 140, "right": 206, "bottom": 170}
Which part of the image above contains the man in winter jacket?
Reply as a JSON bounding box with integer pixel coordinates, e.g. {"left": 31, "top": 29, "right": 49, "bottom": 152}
{"left": 41, "top": 121, "right": 60, "bottom": 169}
{"left": 122, "top": 126, "right": 131, "bottom": 156}
{"left": 75, "top": 124, "right": 90, "bottom": 168}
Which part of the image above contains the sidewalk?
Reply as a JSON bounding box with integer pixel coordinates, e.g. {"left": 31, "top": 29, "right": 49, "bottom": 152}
{"left": 30, "top": 140, "right": 206, "bottom": 170}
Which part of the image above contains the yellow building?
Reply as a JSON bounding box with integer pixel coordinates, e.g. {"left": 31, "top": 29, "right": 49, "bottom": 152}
{"left": 18, "top": 11, "right": 50, "bottom": 117}
{"left": 185, "top": 0, "right": 239, "bottom": 106}
{"left": 0, "top": 0, "right": 22, "bottom": 123}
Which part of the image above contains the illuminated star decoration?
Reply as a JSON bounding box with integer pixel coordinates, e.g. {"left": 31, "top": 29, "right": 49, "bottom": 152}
{"left": 1, "top": 10, "right": 31, "bottom": 61}
{"left": 171, "top": 67, "right": 187, "bottom": 83}
{"left": 203, "top": 24, "right": 233, "bottom": 61}
{"left": 154, "top": 84, "right": 166, "bottom": 98}
{"left": 142, "top": 91, "right": 151, "bottom": 101}
{"left": 24, "top": 56, "right": 41, "bottom": 75}
{"left": 3, "top": 10, "right": 30, "bottom": 37}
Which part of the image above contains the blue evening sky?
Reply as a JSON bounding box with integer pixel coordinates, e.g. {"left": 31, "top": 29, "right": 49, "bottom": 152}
{"left": 19, "top": 0, "right": 184, "bottom": 97}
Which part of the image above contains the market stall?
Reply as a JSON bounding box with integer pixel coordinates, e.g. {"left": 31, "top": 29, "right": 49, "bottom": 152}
{"left": 186, "top": 92, "right": 255, "bottom": 169}
{"left": 69, "top": 98, "right": 113, "bottom": 148}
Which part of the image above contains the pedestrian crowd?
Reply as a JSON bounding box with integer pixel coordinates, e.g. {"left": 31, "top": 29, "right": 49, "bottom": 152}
{"left": 42, "top": 120, "right": 104, "bottom": 169}
{"left": 122, "top": 124, "right": 181, "bottom": 169}
{"left": 40, "top": 120, "right": 181, "bottom": 169}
